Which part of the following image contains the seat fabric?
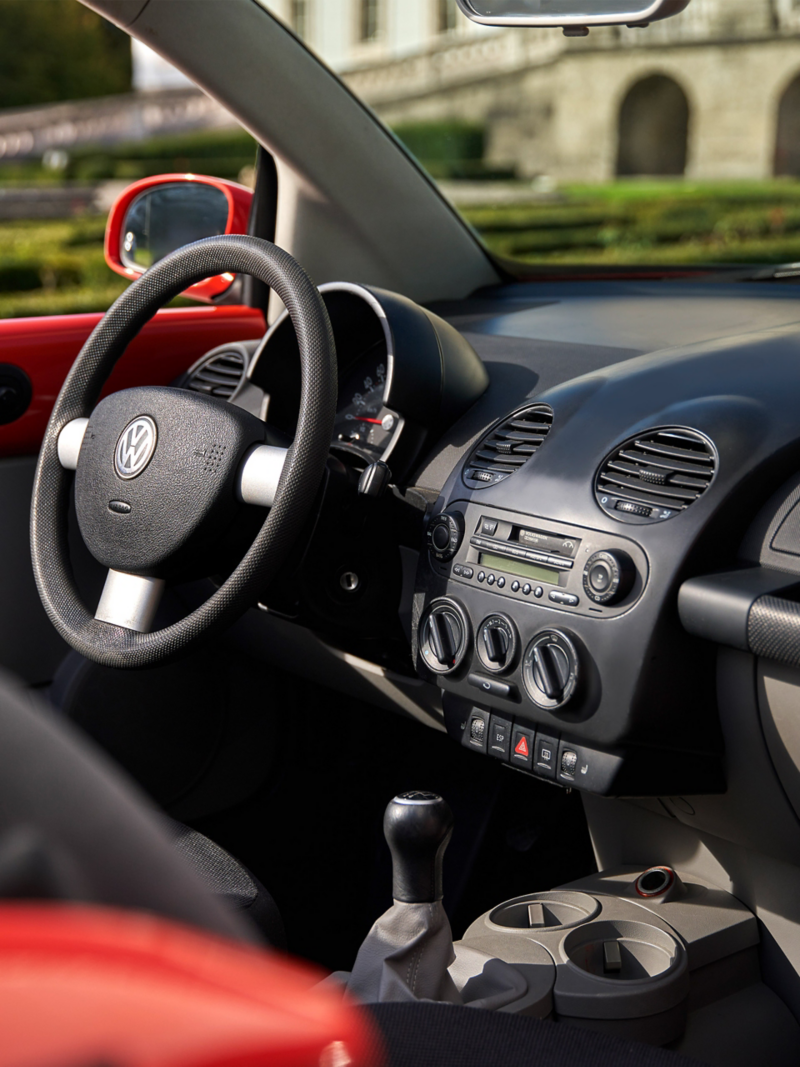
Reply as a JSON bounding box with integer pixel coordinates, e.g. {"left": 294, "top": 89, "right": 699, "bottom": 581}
{"left": 368, "top": 1002, "right": 707, "bottom": 1067}
{"left": 167, "top": 822, "right": 286, "bottom": 949}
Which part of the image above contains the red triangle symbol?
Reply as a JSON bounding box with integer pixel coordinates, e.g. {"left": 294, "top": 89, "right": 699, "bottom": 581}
{"left": 515, "top": 735, "right": 529, "bottom": 757}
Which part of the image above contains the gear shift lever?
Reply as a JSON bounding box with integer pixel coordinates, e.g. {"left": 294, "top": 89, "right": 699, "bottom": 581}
{"left": 346, "top": 791, "right": 526, "bottom": 1009}
{"left": 384, "top": 791, "right": 454, "bottom": 903}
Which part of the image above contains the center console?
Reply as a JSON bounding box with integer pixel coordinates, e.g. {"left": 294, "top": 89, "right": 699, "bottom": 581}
{"left": 456, "top": 864, "right": 800, "bottom": 1064}
{"left": 415, "top": 500, "right": 724, "bottom": 796}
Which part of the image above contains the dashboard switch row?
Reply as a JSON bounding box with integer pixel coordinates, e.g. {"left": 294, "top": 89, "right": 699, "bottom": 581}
{"left": 457, "top": 704, "right": 560, "bottom": 782}
{"left": 443, "top": 694, "right": 626, "bottom": 796}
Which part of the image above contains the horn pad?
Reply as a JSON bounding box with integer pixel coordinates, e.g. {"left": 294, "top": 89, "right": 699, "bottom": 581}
{"left": 74, "top": 386, "right": 266, "bottom": 576}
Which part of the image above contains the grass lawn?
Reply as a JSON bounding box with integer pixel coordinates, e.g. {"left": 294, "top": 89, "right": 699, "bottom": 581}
{"left": 3, "top": 179, "right": 800, "bottom": 318}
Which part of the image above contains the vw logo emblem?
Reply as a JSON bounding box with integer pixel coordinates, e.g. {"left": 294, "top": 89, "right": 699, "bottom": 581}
{"left": 115, "top": 416, "right": 157, "bottom": 479}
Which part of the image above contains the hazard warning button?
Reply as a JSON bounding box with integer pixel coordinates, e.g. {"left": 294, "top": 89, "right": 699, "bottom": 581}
{"left": 511, "top": 725, "right": 534, "bottom": 770}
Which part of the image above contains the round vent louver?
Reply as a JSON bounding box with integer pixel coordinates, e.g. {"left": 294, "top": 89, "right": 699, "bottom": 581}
{"left": 596, "top": 427, "right": 717, "bottom": 524}
{"left": 463, "top": 404, "right": 553, "bottom": 489}
{"left": 179, "top": 344, "right": 249, "bottom": 401}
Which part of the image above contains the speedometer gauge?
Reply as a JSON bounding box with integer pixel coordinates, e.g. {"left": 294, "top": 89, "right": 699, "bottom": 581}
{"left": 333, "top": 347, "right": 400, "bottom": 463}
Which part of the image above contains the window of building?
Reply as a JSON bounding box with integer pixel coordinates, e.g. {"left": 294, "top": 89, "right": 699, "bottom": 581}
{"left": 437, "top": 0, "right": 458, "bottom": 33}
{"left": 359, "top": 0, "right": 380, "bottom": 42}
{"left": 291, "top": 0, "right": 309, "bottom": 39}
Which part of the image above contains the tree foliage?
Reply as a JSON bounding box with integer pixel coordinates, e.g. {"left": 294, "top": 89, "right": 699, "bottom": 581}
{"left": 0, "top": 0, "right": 131, "bottom": 110}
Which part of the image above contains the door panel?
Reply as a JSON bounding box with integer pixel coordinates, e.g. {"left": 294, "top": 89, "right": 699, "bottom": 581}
{"left": 0, "top": 305, "right": 266, "bottom": 458}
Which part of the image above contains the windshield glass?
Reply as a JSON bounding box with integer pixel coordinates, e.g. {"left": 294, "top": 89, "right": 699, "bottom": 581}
{"left": 268, "top": 0, "right": 800, "bottom": 273}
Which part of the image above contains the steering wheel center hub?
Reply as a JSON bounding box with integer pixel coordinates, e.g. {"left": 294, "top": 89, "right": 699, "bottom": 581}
{"left": 75, "top": 385, "right": 267, "bottom": 576}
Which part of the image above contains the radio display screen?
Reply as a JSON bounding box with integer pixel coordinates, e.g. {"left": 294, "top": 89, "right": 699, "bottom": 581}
{"left": 479, "top": 552, "right": 560, "bottom": 586}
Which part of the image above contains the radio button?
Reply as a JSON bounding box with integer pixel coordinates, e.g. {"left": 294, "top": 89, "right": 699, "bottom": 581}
{"left": 497, "top": 576, "right": 506, "bottom": 588}
{"left": 523, "top": 584, "right": 532, "bottom": 596}
{"left": 487, "top": 574, "right": 496, "bottom": 586}
{"left": 511, "top": 581, "right": 520, "bottom": 593}
{"left": 481, "top": 518, "right": 499, "bottom": 536}
{"left": 549, "top": 591, "right": 579, "bottom": 607}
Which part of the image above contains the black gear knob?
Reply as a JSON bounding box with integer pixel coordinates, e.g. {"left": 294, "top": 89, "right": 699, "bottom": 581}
{"left": 384, "top": 791, "right": 454, "bottom": 903}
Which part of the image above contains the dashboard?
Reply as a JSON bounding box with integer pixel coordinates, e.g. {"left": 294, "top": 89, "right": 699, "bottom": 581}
{"left": 222, "top": 278, "right": 800, "bottom": 804}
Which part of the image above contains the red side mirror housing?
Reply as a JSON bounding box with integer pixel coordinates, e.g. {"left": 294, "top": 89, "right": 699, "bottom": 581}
{"left": 104, "top": 174, "right": 253, "bottom": 303}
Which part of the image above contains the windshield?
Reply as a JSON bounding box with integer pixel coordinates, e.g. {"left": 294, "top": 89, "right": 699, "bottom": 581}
{"left": 1, "top": 0, "right": 798, "bottom": 323}
{"left": 270, "top": 0, "right": 800, "bottom": 274}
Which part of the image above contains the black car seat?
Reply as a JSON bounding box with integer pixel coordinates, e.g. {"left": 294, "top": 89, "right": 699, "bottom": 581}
{"left": 165, "top": 819, "right": 286, "bottom": 948}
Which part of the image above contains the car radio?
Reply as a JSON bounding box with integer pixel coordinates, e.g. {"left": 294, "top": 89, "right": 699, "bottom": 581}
{"left": 427, "top": 503, "right": 647, "bottom": 619}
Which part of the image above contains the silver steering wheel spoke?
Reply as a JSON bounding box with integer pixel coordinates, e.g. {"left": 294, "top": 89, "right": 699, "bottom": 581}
{"left": 95, "top": 570, "right": 165, "bottom": 633}
{"left": 237, "top": 444, "right": 288, "bottom": 507}
{"left": 57, "top": 418, "right": 90, "bottom": 470}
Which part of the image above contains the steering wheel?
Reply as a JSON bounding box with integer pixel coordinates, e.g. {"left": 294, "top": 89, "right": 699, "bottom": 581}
{"left": 31, "top": 236, "right": 337, "bottom": 670}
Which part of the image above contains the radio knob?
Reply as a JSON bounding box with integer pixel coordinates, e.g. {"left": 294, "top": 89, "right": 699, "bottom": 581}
{"left": 420, "top": 599, "right": 470, "bottom": 675}
{"left": 582, "top": 550, "right": 635, "bottom": 606}
{"left": 477, "top": 614, "right": 518, "bottom": 674}
{"left": 427, "top": 511, "right": 465, "bottom": 562}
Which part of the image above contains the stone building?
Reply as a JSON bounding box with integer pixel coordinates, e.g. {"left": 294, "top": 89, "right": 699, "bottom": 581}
{"left": 264, "top": 0, "right": 800, "bottom": 182}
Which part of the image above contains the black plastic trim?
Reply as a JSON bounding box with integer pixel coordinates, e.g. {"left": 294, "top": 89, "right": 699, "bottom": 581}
{"left": 679, "top": 567, "right": 800, "bottom": 653}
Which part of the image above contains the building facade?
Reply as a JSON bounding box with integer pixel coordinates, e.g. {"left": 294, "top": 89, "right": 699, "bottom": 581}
{"left": 263, "top": 0, "right": 800, "bottom": 182}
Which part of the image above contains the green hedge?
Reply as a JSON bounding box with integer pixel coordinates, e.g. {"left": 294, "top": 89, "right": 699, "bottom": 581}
{"left": 391, "top": 120, "right": 513, "bottom": 180}
{"left": 0, "top": 128, "right": 258, "bottom": 186}
{"left": 465, "top": 180, "right": 800, "bottom": 264}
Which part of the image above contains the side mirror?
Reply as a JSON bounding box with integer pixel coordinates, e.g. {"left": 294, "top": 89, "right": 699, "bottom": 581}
{"left": 104, "top": 175, "right": 253, "bottom": 303}
{"left": 455, "top": 0, "right": 690, "bottom": 31}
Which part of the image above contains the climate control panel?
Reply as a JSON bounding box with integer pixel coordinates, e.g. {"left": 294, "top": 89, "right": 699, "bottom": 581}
{"left": 416, "top": 504, "right": 649, "bottom": 742}
{"left": 416, "top": 503, "right": 723, "bottom": 798}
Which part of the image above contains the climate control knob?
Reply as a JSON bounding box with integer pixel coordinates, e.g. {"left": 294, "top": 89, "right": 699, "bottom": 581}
{"left": 523, "top": 630, "right": 580, "bottom": 709}
{"left": 582, "top": 550, "right": 635, "bottom": 606}
{"left": 427, "top": 511, "right": 465, "bottom": 562}
{"left": 477, "top": 614, "right": 518, "bottom": 674}
{"left": 420, "top": 599, "right": 470, "bottom": 675}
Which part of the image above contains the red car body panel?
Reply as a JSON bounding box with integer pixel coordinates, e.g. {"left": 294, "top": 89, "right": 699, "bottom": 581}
{"left": 0, "top": 305, "right": 266, "bottom": 458}
{"left": 0, "top": 904, "right": 380, "bottom": 1067}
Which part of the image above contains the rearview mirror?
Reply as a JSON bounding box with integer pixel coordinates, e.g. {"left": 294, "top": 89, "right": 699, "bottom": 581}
{"left": 455, "top": 0, "right": 690, "bottom": 30}
{"left": 105, "top": 175, "right": 253, "bottom": 303}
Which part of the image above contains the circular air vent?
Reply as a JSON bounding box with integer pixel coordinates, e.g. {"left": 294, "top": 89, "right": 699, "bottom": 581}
{"left": 463, "top": 404, "right": 553, "bottom": 489}
{"left": 595, "top": 427, "right": 717, "bottom": 524}
{"left": 179, "top": 344, "right": 250, "bottom": 401}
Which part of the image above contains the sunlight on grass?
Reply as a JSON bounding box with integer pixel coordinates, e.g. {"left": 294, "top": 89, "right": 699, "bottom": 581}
{"left": 462, "top": 178, "right": 800, "bottom": 267}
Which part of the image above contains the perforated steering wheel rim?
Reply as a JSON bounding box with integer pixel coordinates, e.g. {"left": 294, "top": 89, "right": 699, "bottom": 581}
{"left": 31, "top": 235, "right": 337, "bottom": 670}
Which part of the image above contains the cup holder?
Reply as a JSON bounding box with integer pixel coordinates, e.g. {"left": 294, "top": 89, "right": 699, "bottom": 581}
{"left": 562, "top": 920, "right": 682, "bottom": 982}
{"left": 490, "top": 891, "right": 600, "bottom": 931}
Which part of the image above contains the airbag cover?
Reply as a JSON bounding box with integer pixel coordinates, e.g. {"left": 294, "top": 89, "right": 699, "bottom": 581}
{"left": 74, "top": 386, "right": 265, "bottom": 575}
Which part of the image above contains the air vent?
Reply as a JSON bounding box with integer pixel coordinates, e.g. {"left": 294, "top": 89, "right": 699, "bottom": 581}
{"left": 596, "top": 427, "right": 717, "bottom": 524}
{"left": 181, "top": 346, "right": 248, "bottom": 401}
{"left": 463, "top": 404, "right": 553, "bottom": 489}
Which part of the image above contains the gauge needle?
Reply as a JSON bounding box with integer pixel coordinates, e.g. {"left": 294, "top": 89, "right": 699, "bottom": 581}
{"left": 359, "top": 418, "right": 384, "bottom": 424}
